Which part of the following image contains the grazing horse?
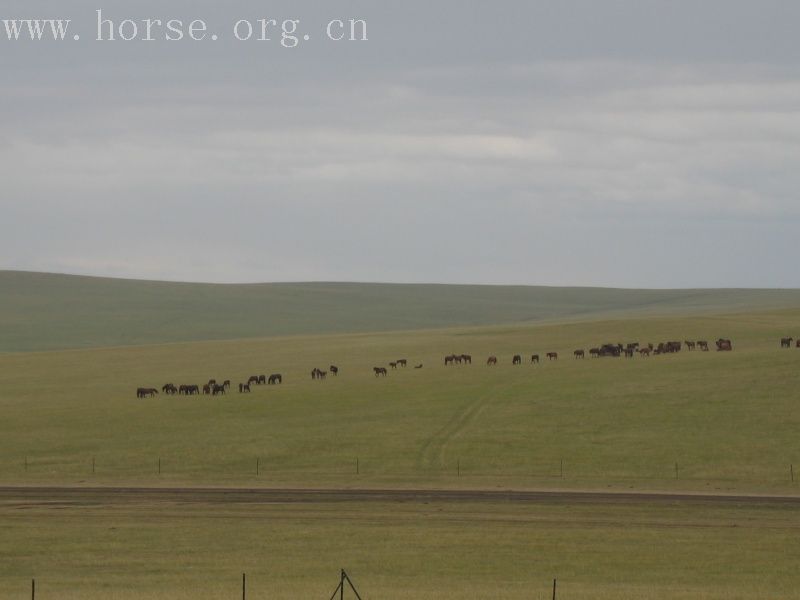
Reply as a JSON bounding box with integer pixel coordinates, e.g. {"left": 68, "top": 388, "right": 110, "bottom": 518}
{"left": 547, "top": 352, "right": 558, "bottom": 361}
{"left": 136, "top": 387, "right": 158, "bottom": 398}
{"left": 685, "top": 341, "right": 696, "bottom": 350}
{"left": 487, "top": 356, "right": 498, "bottom": 366}
{"left": 239, "top": 383, "right": 251, "bottom": 393}
{"left": 183, "top": 384, "right": 200, "bottom": 395}
{"left": 178, "top": 385, "right": 189, "bottom": 395}
{"left": 374, "top": 367, "right": 388, "bottom": 377}
{"left": 202, "top": 384, "right": 212, "bottom": 395}
{"left": 162, "top": 383, "right": 178, "bottom": 395}
{"left": 512, "top": 355, "right": 522, "bottom": 365}
{"left": 444, "top": 355, "right": 456, "bottom": 366}
{"left": 716, "top": 338, "right": 733, "bottom": 352}
{"left": 212, "top": 384, "right": 226, "bottom": 395}
{"left": 397, "top": 359, "right": 408, "bottom": 367}
{"left": 389, "top": 362, "right": 397, "bottom": 369}
{"left": 574, "top": 350, "right": 585, "bottom": 359}
{"left": 248, "top": 376, "right": 260, "bottom": 386}
{"left": 781, "top": 337, "right": 794, "bottom": 348}
{"left": 639, "top": 347, "right": 651, "bottom": 357}
{"left": 223, "top": 380, "right": 231, "bottom": 390}
{"left": 531, "top": 354, "right": 540, "bottom": 364}
{"left": 461, "top": 354, "right": 472, "bottom": 364}
{"left": 257, "top": 375, "right": 267, "bottom": 385}
{"left": 589, "top": 348, "right": 600, "bottom": 358}
{"left": 268, "top": 374, "right": 282, "bottom": 385}
{"left": 697, "top": 341, "right": 709, "bottom": 351}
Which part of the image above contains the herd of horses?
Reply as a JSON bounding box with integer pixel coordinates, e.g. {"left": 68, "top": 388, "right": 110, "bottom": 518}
{"left": 134, "top": 336, "right": 766, "bottom": 397}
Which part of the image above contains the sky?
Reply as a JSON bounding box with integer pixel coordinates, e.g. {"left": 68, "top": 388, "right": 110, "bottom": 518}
{"left": 2, "top": 0, "right": 800, "bottom": 287}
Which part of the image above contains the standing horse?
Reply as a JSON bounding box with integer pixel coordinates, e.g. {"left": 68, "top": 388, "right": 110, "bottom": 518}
{"left": 487, "top": 356, "right": 498, "bottom": 366}
{"left": 374, "top": 367, "right": 388, "bottom": 377}
{"left": 547, "top": 352, "right": 558, "bottom": 361}
{"left": 573, "top": 350, "right": 585, "bottom": 359}
{"left": 397, "top": 359, "right": 408, "bottom": 367}
{"left": 531, "top": 354, "right": 540, "bottom": 364}
{"left": 460, "top": 354, "right": 472, "bottom": 364}
{"left": 512, "top": 355, "right": 522, "bottom": 365}
{"left": 268, "top": 374, "right": 282, "bottom": 385}
{"left": 781, "top": 337, "right": 794, "bottom": 348}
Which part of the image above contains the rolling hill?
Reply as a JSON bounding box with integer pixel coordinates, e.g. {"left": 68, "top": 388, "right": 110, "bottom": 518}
{"left": 2, "top": 270, "right": 800, "bottom": 352}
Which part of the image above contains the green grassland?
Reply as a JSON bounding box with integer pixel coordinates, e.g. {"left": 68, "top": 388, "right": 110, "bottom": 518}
{"left": 4, "top": 270, "right": 800, "bottom": 352}
{"left": 1, "top": 308, "right": 799, "bottom": 491}
{"left": 3, "top": 278, "right": 800, "bottom": 598}
{"left": 2, "top": 498, "right": 798, "bottom": 599}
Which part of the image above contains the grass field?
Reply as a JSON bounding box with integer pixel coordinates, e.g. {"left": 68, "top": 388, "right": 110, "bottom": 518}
{"left": 2, "top": 280, "right": 800, "bottom": 598}
{"left": 4, "top": 270, "right": 800, "bottom": 351}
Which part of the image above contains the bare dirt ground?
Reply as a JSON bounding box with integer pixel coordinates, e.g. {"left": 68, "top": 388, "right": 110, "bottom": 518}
{"left": 1, "top": 486, "right": 798, "bottom": 508}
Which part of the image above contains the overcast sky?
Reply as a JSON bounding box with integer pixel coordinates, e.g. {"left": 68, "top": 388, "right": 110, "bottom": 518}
{"left": 2, "top": 1, "right": 800, "bottom": 287}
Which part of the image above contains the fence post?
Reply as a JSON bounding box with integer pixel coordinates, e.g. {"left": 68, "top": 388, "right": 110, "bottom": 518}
{"left": 242, "top": 572, "right": 246, "bottom": 600}
{"left": 32, "top": 578, "right": 35, "bottom": 600}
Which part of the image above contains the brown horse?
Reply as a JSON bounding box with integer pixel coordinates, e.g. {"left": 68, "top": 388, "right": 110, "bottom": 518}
{"left": 445, "top": 355, "right": 456, "bottom": 366}
{"left": 389, "top": 362, "right": 397, "bottom": 369}
{"left": 202, "top": 384, "right": 212, "bottom": 395}
{"left": 639, "top": 347, "right": 651, "bottom": 357}
{"left": 487, "top": 356, "right": 498, "bottom": 366}
{"left": 716, "top": 339, "right": 733, "bottom": 352}
{"left": 685, "top": 341, "right": 696, "bottom": 350}
{"left": 460, "top": 354, "right": 472, "bottom": 364}
{"left": 531, "top": 354, "right": 540, "bottom": 364}
{"left": 374, "top": 367, "right": 388, "bottom": 377}
{"left": 330, "top": 365, "right": 339, "bottom": 376}
{"left": 162, "top": 383, "right": 178, "bottom": 395}
{"left": 697, "top": 341, "right": 709, "bottom": 351}
{"left": 136, "top": 387, "right": 158, "bottom": 398}
{"left": 248, "top": 375, "right": 260, "bottom": 385}
{"left": 397, "top": 359, "right": 408, "bottom": 367}
{"left": 781, "top": 337, "right": 794, "bottom": 348}
{"left": 512, "top": 355, "right": 522, "bottom": 365}
{"left": 268, "top": 374, "right": 282, "bottom": 385}
{"left": 239, "top": 383, "right": 251, "bottom": 393}
{"left": 589, "top": 348, "right": 600, "bottom": 358}
{"left": 573, "top": 350, "right": 585, "bottom": 359}
{"left": 547, "top": 352, "right": 558, "bottom": 361}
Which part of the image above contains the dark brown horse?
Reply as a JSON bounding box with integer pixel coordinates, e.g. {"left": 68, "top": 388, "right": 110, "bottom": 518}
{"left": 487, "top": 356, "right": 498, "bottom": 366}
{"left": 781, "top": 337, "right": 794, "bottom": 348}
{"left": 397, "top": 359, "right": 408, "bottom": 367}
{"left": 212, "top": 384, "right": 226, "bottom": 395}
{"left": 162, "top": 383, "right": 178, "bottom": 395}
{"left": 248, "top": 375, "right": 260, "bottom": 385}
{"left": 330, "top": 365, "right": 339, "bottom": 376}
{"left": 389, "top": 362, "right": 397, "bottom": 369}
{"left": 573, "top": 350, "right": 585, "bottom": 359}
{"left": 697, "top": 341, "right": 709, "bottom": 351}
{"left": 202, "top": 384, "right": 212, "bottom": 395}
{"left": 685, "top": 341, "right": 696, "bottom": 350}
{"left": 445, "top": 355, "right": 456, "bottom": 366}
{"left": 136, "top": 387, "right": 158, "bottom": 398}
{"left": 716, "top": 338, "right": 733, "bottom": 352}
{"left": 239, "top": 383, "right": 251, "bottom": 393}
{"left": 531, "top": 354, "right": 540, "bottom": 364}
{"left": 374, "top": 367, "right": 388, "bottom": 377}
{"left": 512, "top": 355, "right": 522, "bottom": 365}
{"left": 547, "top": 352, "right": 558, "bottom": 361}
{"left": 268, "top": 374, "right": 282, "bottom": 385}
{"left": 460, "top": 354, "right": 472, "bottom": 364}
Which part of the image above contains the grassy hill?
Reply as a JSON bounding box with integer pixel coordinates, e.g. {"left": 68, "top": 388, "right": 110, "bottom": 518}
{"left": 2, "top": 270, "right": 800, "bottom": 352}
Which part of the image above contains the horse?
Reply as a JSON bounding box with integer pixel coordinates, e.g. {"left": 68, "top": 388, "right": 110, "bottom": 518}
{"left": 397, "top": 359, "right": 408, "bottom": 367}
{"left": 512, "top": 355, "right": 522, "bottom": 365}
{"left": 268, "top": 374, "right": 282, "bottom": 385}
{"left": 208, "top": 379, "right": 216, "bottom": 386}
{"left": 212, "top": 384, "right": 227, "bottom": 395}
{"left": 623, "top": 348, "right": 635, "bottom": 358}
{"left": 531, "top": 354, "right": 540, "bottom": 364}
{"left": 182, "top": 384, "right": 199, "bottom": 395}
{"left": 547, "top": 352, "right": 558, "bottom": 361}
{"left": 697, "top": 341, "right": 709, "bottom": 351}
{"left": 685, "top": 341, "right": 696, "bottom": 350}
{"left": 202, "top": 384, "right": 212, "bottom": 395}
{"left": 223, "top": 380, "right": 231, "bottom": 390}
{"left": 781, "top": 337, "right": 794, "bottom": 348}
{"left": 460, "top": 354, "right": 472, "bottom": 364}
{"left": 389, "top": 362, "right": 397, "bottom": 369}
{"left": 573, "top": 350, "right": 585, "bottom": 359}
{"left": 239, "top": 383, "right": 251, "bottom": 393}
{"left": 330, "top": 365, "right": 339, "bottom": 376}
{"left": 136, "top": 387, "right": 158, "bottom": 398}
{"left": 589, "top": 348, "right": 600, "bottom": 358}
{"left": 162, "top": 383, "right": 178, "bottom": 395}
{"left": 797, "top": 340, "right": 800, "bottom": 348}
{"left": 639, "top": 347, "right": 651, "bottom": 357}
{"left": 487, "top": 356, "right": 498, "bottom": 366}
{"left": 248, "top": 375, "right": 260, "bottom": 385}
{"left": 444, "top": 355, "right": 456, "bottom": 366}
{"left": 716, "top": 339, "right": 733, "bottom": 352}
{"left": 374, "top": 367, "right": 388, "bottom": 377}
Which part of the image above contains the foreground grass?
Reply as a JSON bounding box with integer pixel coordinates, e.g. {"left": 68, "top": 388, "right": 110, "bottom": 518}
{"left": 1, "top": 498, "right": 798, "bottom": 599}
{"left": 1, "top": 308, "right": 799, "bottom": 493}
